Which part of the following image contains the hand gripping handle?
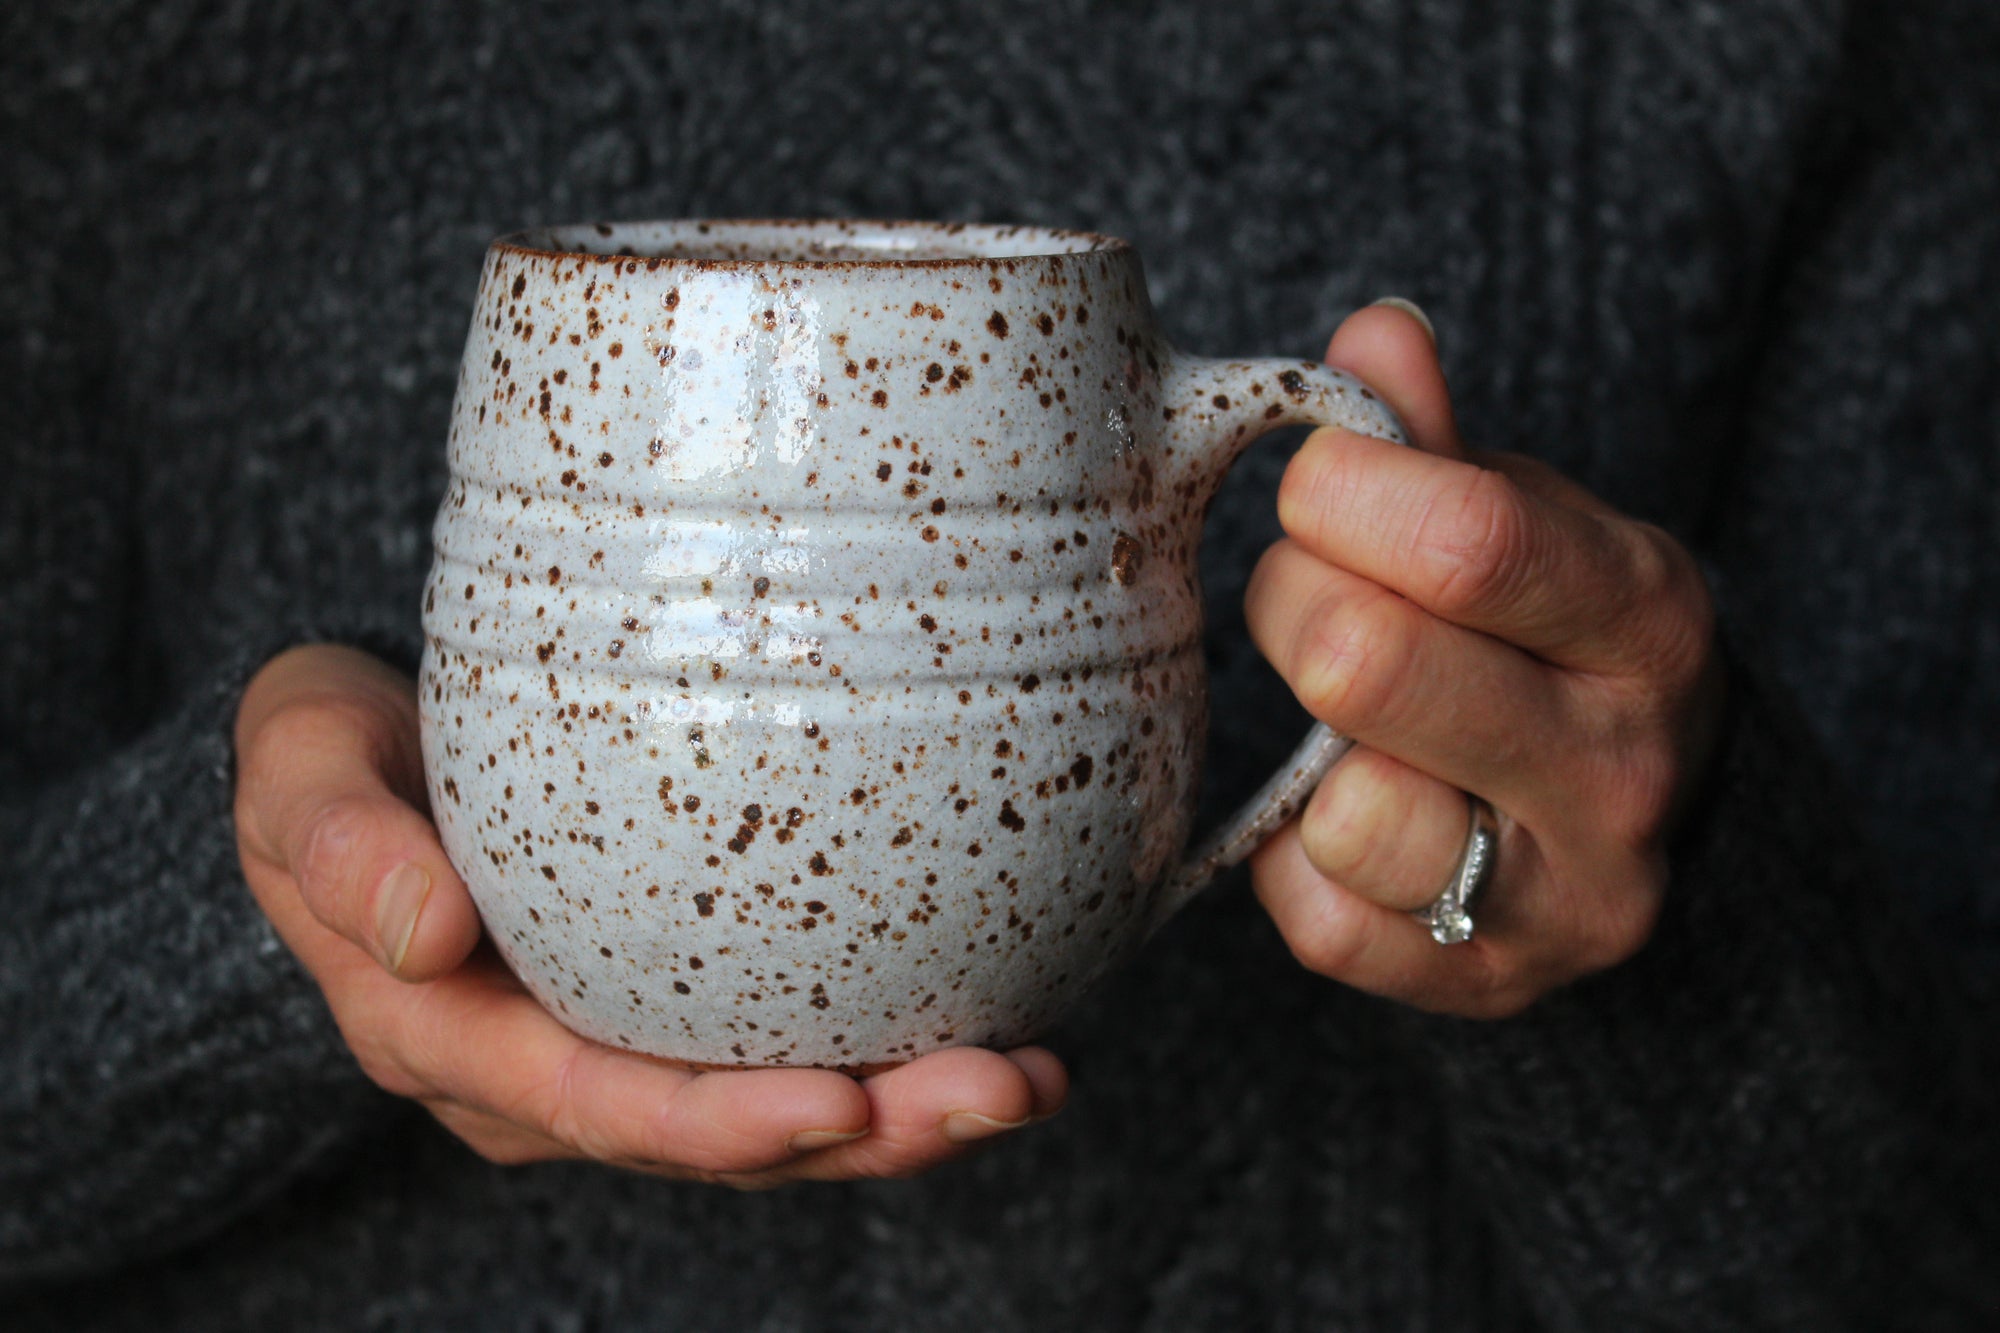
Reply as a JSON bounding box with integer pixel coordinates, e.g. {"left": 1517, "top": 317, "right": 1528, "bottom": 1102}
{"left": 1147, "top": 353, "right": 1408, "bottom": 934}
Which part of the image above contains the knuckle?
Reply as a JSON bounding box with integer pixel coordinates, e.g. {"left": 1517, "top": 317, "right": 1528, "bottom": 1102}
{"left": 1624, "top": 525, "right": 1717, "bottom": 690}
{"left": 1281, "top": 894, "right": 1370, "bottom": 980}
{"left": 1301, "top": 764, "right": 1401, "bottom": 886}
{"left": 346, "top": 1033, "right": 423, "bottom": 1099}
{"left": 292, "top": 793, "right": 381, "bottom": 914}
{"left": 1579, "top": 862, "right": 1667, "bottom": 974}
{"left": 1276, "top": 430, "right": 1362, "bottom": 534}
{"left": 1291, "top": 590, "right": 1412, "bottom": 728}
{"left": 1597, "top": 737, "right": 1684, "bottom": 850}
{"left": 1417, "top": 468, "right": 1530, "bottom": 619}
{"left": 1241, "top": 541, "right": 1306, "bottom": 655}
{"left": 328, "top": 987, "right": 435, "bottom": 1100}
{"left": 1618, "top": 522, "right": 1675, "bottom": 599}
{"left": 256, "top": 690, "right": 400, "bottom": 771}
{"left": 530, "top": 1047, "right": 607, "bottom": 1159}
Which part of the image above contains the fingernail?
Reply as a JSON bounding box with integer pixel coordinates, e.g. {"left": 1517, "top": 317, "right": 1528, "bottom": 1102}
{"left": 375, "top": 863, "right": 431, "bottom": 973}
{"left": 1370, "top": 296, "right": 1436, "bottom": 347}
{"left": 941, "top": 1112, "right": 1030, "bottom": 1144}
{"left": 786, "top": 1128, "right": 866, "bottom": 1153}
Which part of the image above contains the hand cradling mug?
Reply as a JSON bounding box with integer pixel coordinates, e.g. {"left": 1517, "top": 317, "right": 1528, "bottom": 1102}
{"left": 420, "top": 220, "right": 1403, "bottom": 1070}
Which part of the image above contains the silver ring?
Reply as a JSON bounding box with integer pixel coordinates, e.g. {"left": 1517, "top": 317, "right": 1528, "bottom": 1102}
{"left": 1415, "top": 794, "right": 1498, "bottom": 945}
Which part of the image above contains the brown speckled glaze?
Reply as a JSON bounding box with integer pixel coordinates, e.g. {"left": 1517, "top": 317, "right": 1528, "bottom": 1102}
{"left": 419, "top": 220, "right": 1404, "bottom": 1071}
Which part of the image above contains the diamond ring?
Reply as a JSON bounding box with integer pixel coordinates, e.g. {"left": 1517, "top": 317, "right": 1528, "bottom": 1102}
{"left": 1415, "top": 794, "right": 1498, "bottom": 945}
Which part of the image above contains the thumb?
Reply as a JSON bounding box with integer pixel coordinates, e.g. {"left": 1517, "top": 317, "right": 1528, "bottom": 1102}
{"left": 235, "top": 645, "right": 482, "bottom": 981}
{"left": 1322, "top": 298, "right": 1464, "bottom": 459}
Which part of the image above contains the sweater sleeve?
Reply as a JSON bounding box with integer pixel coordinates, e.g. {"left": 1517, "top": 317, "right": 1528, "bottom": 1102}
{"left": 1404, "top": 645, "right": 1998, "bottom": 1330}
{"left": 1401, "top": 2, "right": 2000, "bottom": 1327}
{"left": 0, "top": 625, "right": 417, "bottom": 1287}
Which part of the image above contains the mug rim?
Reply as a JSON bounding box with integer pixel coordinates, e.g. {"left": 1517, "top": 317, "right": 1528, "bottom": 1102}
{"left": 491, "top": 217, "right": 1132, "bottom": 270}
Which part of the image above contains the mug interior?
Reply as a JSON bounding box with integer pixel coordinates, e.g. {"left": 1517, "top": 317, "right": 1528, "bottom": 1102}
{"left": 497, "top": 218, "right": 1126, "bottom": 265}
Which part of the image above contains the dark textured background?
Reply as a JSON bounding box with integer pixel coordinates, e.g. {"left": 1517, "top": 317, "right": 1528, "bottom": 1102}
{"left": 3, "top": 1, "right": 1997, "bottom": 1328}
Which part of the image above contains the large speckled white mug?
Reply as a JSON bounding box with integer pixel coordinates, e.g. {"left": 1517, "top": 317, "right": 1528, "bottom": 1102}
{"left": 419, "top": 220, "right": 1404, "bottom": 1071}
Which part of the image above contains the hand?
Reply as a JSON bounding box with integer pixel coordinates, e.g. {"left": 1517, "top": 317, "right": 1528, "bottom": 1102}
{"left": 233, "top": 645, "right": 1065, "bottom": 1186}
{"left": 1244, "top": 302, "right": 1725, "bottom": 1018}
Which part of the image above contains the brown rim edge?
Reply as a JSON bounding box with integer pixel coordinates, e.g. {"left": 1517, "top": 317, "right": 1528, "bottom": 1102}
{"left": 490, "top": 217, "right": 1132, "bottom": 271}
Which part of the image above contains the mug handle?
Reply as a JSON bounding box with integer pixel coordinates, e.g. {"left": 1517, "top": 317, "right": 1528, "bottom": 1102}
{"left": 1146, "top": 352, "right": 1409, "bottom": 935}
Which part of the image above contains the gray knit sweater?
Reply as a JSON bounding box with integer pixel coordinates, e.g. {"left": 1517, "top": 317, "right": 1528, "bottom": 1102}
{"left": 3, "top": 1, "right": 1996, "bottom": 1328}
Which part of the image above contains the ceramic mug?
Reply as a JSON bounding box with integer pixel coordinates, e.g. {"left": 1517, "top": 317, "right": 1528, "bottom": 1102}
{"left": 419, "top": 220, "right": 1403, "bottom": 1071}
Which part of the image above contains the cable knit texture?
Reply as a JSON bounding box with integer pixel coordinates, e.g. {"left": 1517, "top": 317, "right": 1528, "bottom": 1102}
{"left": 2, "top": 0, "right": 1995, "bottom": 1328}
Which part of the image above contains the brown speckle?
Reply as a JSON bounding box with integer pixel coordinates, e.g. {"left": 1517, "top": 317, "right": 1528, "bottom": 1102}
{"left": 1111, "top": 532, "right": 1143, "bottom": 586}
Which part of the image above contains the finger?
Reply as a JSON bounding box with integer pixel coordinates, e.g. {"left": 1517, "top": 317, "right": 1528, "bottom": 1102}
{"left": 357, "top": 949, "right": 873, "bottom": 1174}
{"left": 1244, "top": 538, "right": 1574, "bottom": 815}
{"left": 1470, "top": 447, "right": 1620, "bottom": 520}
{"left": 1003, "top": 1046, "right": 1070, "bottom": 1121}
{"left": 235, "top": 645, "right": 482, "bottom": 980}
{"left": 423, "top": 1098, "right": 580, "bottom": 1167}
{"left": 1298, "top": 745, "right": 1478, "bottom": 912}
{"left": 776, "top": 1045, "right": 1042, "bottom": 1183}
{"left": 1274, "top": 427, "right": 1701, "bottom": 675}
{"left": 1250, "top": 820, "right": 1532, "bottom": 1019}
{"left": 1324, "top": 300, "right": 1465, "bottom": 459}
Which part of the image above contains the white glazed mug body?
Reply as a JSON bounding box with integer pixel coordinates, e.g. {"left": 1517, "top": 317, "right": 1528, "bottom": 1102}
{"left": 420, "top": 220, "right": 1402, "bottom": 1070}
